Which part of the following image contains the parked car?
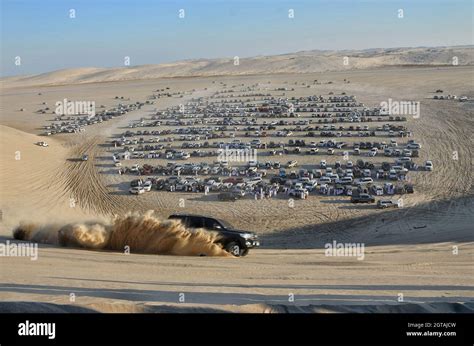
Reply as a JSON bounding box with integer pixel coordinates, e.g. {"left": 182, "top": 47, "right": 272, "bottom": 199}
{"left": 130, "top": 179, "right": 143, "bottom": 187}
{"left": 289, "top": 188, "right": 309, "bottom": 198}
{"left": 338, "top": 176, "right": 353, "bottom": 185}
{"left": 319, "top": 176, "right": 332, "bottom": 184}
{"left": 168, "top": 214, "right": 260, "bottom": 256}
{"left": 368, "top": 148, "right": 377, "bottom": 157}
{"left": 351, "top": 194, "right": 375, "bottom": 203}
{"left": 36, "top": 141, "right": 48, "bottom": 147}
{"left": 407, "top": 142, "right": 421, "bottom": 149}
{"left": 425, "top": 160, "right": 433, "bottom": 171}
{"left": 81, "top": 154, "right": 89, "bottom": 161}
{"left": 129, "top": 186, "right": 145, "bottom": 195}
{"left": 303, "top": 180, "right": 318, "bottom": 191}
{"left": 357, "top": 177, "right": 374, "bottom": 185}
{"left": 377, "top": 200, "right": 399, "bottom": 209}
{"left": 142, "top": 181, "right": 153, "bottom": 192}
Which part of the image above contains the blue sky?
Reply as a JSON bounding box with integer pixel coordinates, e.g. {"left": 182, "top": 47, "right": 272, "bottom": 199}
{"left": 1, "top": 0, "right": 472, "bottom": 76}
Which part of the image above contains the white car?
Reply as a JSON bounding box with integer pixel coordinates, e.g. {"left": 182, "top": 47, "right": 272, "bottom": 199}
{"left": 362, "top": 169, "right": 372, "bottom": 177}
{"left": 142, "top": 181, "right": 153, "bottom": 192}
{"left": 36, "top": 141, "right": 48, "bottom": 147}
{"left": 357, "top": 177, "right": 374, "bottom": 185}
{"left": 222, "top": 182, "right": 233, "bottom": 190}
{"left": 289, "top": 188, "right": 309, "bottom": 198}
{"left": 425, "top": 161, "right": 433, "bottom": 171}
{"left": 407, "top": 143, "right": 421, "bottom": 149}
{"left": 211, "top": 182, "right": 223, "bottom": 191}
{"left": 287, "top": 160, "right": 298, "bottom": 168}
{"left": 338, "top": 177, "right": 353, "bottom": 185}
{"left": 129, "top": 186, "right": 145, "bottom": 195}
{"left": 377, "top": 200, "right": 399, "bottom": 209}
{"left": 396, "top": 157, "right": 412, "bottom": 164}
{"left": 368, "top": 148, "right": 377, "bottom": 157}
{"left": 247, "top": 177, "right": 262, "bottom": 185}
{"left": 293, "top": 182, "right": 304, "bottom": 190}
{"left": 389, "top": 170, "right": 398, "bottom": 180}
{"left": 373, "top": 186, "right": 384, "bottom": 195}
{"left": 303, "top": 180, "right": 318, "bottom": 191}
{"left": 248, "top": 160, "right": 258, "bottom": 167}
{"left": 319, "top": 176, "right": 332, "bottom": 184}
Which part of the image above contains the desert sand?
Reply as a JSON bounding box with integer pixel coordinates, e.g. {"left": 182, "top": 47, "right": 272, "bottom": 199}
{"left": 0, "top": 48, "right": 473, "bottom": 312}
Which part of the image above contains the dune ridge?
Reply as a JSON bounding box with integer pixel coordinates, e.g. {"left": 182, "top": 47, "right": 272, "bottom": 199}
{"left": 2, "top": 46, "right": 472, "bottom": 87}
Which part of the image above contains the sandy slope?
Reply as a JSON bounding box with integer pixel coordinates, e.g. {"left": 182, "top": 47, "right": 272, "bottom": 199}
{"left": 0, "top": 66, "right": 473, "bottom": 312}
{"left": 2, "top": 46, "right": 473, "bottom": 87}
{"left": 0, "top": 126, "right": 96, "bottom": 229}
{"left": 0, "top": 242, "right": 473, "bottom": 313}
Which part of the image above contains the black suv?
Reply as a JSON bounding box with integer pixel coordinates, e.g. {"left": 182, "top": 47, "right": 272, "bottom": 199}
{"left": 168, "top": 214, "right": 260, "bottom": 256}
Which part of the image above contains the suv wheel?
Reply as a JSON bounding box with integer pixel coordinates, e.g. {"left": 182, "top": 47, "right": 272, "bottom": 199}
{"left": 225, "top": 242, "right": 241, "bottom": 257}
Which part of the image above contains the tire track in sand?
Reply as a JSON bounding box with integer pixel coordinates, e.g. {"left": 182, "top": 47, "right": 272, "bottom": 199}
{"left": 58, "top": 135, "right": 127, "bottom": 216}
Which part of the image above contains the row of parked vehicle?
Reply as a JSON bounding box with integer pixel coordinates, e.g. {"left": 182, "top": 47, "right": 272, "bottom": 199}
{"left": 115, "top": 91, "right": 430, "bottom": 206}
{"left": 44, "top": 102, "right": 147, "bottom": 136}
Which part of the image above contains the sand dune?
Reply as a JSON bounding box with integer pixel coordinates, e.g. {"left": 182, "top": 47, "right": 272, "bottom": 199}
{"left": 1, "top": 65, "right": 473, "bottom": 313}
{"left": 2, "top": 46, "right": 473, "bottom": 87}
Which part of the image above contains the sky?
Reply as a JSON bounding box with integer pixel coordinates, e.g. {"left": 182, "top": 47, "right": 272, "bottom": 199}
{"left": 1, "top": 0, "right": 473, "bottom": 76}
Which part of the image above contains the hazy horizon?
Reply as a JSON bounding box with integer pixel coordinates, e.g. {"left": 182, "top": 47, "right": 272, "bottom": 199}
{"left": 2, "top": 44, "right": 473, "bottom": 79}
